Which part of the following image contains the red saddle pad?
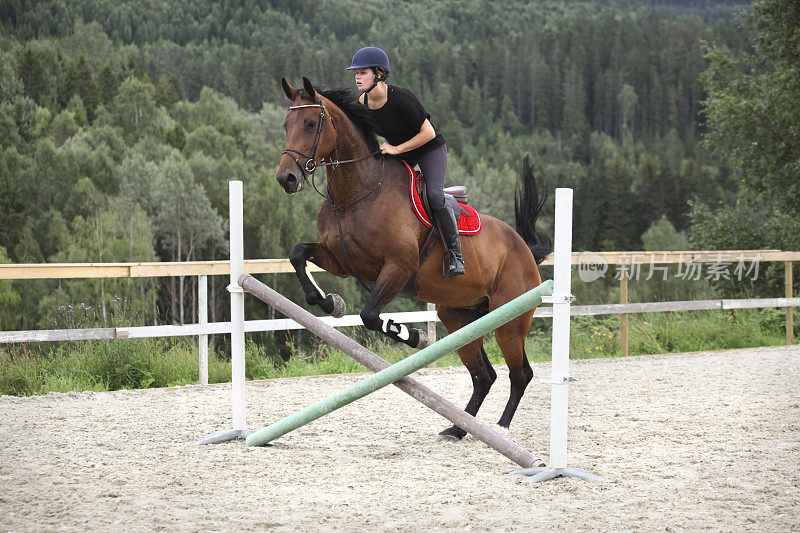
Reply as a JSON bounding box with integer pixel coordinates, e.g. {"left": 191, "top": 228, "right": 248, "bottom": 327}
{"left": 404, "top": 161, "right": 482, "bottom": 235}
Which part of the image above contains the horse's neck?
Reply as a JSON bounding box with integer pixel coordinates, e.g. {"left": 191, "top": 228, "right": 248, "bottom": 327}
{"left": 326, "top": 155, "right": 384, "bottom": 207}
{"left": 328, "top": 109, "right": 370, "bottom": 162}
{"left": 326, "top": 111, "right": 386, "bottom": 206}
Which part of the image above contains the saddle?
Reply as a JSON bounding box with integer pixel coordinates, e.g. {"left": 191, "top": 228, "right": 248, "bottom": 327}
{"left": 417, "top": 179, "right": 469, "bottom": 209}
{"left": 416, "top": 178, "right": 468, "bottom": 226}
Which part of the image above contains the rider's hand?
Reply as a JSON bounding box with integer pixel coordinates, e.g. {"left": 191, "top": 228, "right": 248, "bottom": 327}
{"left": 380, "top": 143, "right": 401, "bottom": 155}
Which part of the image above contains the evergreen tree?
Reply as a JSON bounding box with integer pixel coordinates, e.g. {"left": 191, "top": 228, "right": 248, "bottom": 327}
{"left": 18, "top": 43, "right": 50, "bottom": 106}
{"left": 64, "top": 54, "right": 100, "bottom": 121}
{"left": 154, "top": 74, "right": 183, "bottom": 108}
{"left": 97, "top": 64, "right": 119, "bottom": 105}
{"left": 618, "top": 83, "right": 638, "bottom": 141}
{"left": 562, "top": 62, "right": 588, "bottom": 139}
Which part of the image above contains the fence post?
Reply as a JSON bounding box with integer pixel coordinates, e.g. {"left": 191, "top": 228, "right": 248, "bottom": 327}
{"left": 620, "top": 264, "right": 629, "bottom": 357}
{"left": 787, "top": 261, "right": 794, "bottom": 346}
{"left": 198, "top": 274, "right": 208, "bottom": 385}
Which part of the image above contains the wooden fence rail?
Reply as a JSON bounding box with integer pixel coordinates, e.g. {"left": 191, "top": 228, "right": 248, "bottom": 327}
{"left": 2, "top": 250, "right": 799, "bottom": 280}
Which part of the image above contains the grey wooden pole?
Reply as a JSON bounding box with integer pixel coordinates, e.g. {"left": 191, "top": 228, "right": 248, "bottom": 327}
{"left": 239, "top": 273, "right": 545, "bottom": 468}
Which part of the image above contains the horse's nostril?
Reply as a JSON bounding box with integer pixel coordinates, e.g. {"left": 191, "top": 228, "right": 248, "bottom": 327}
{"left": 286, "top": 173, "right": 297, "bottom": 187}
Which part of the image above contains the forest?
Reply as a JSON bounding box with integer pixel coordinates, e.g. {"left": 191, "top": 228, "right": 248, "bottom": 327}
{"left": 0, "top": 0, "right": 796, "bottom": 339}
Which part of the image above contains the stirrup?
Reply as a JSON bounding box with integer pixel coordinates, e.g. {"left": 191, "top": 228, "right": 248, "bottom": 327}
{"left": 443, "top": 251, "right": 465, "bottom": 279}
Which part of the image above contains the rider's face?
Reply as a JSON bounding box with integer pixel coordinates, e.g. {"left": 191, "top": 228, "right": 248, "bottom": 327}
{"left": 354, "top": 68, "right": 376, "bottom": 90}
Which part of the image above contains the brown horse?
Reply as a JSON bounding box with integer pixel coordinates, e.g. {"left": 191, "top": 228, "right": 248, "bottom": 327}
{"left": 276, "top": 77, "right": 552, "bottom": 439}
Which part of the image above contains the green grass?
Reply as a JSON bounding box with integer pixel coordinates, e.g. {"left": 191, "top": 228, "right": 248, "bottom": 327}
{"left": 1, "top": 308, "right": 794, "bottom": 396}
{"left": 0, "top": 338, "right": 229, "bottom": 396}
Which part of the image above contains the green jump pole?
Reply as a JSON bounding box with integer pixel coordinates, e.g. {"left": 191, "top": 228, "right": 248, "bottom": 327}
{"left": 246, "top": 279, "right": 554, "bottom": 447}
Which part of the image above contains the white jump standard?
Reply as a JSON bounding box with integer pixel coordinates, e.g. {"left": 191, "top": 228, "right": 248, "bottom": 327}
{"left": 195, "top": 181, "right": 253, "bottom": 445}
{"left": 509, "top": 188, "right": 610, "bottom": 483}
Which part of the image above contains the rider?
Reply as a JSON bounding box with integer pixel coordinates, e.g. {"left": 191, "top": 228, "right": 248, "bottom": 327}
{"left": 347, "top": 46, "right": 465, "bottom": 279}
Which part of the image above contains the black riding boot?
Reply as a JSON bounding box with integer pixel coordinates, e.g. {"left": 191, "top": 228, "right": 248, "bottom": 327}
{"left": 433, "top": 205, "right": 466, "bottom": 279}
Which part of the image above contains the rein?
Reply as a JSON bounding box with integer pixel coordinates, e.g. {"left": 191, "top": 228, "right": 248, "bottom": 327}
{"left": 282, "top": 100, "right": 383, "bottom": 292}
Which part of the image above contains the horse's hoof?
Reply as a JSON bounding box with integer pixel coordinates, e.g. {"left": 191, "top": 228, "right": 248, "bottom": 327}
{"left": 438, "top": 426, "right": 466, "bottom": 441}
{"left": 412, "top": 329, "right": 429, "bottom": 349}
{"left": 327, "top": 293, "right": 346, "bottom": 318}
{"left": 494, "top": 424, "right": 510, "bottom": 436}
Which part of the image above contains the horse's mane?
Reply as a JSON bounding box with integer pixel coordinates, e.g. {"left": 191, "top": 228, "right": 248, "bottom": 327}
{"left": 299, "top": 86, "right": 381, "bottom": 156}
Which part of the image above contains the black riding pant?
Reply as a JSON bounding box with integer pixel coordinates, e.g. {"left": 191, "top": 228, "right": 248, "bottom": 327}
{"left": 416, "top": 144, "right": 448, "bottom": 211}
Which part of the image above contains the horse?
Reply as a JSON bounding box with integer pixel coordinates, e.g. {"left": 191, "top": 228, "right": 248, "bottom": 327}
{"left": 275, "top": 77, "right": 552, "bottom": 439}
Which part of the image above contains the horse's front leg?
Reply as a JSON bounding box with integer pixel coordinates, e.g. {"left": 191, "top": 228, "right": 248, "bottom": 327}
{"left": 289, "top": 242, "right": 348, "bottom": 318}
{"left": 360, "top": 262, "right": 429, "bottom": 349}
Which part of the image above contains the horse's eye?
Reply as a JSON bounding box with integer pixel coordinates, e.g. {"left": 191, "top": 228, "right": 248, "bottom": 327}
{"left": 304, "top": 119, "right": 317, "bottom": 130}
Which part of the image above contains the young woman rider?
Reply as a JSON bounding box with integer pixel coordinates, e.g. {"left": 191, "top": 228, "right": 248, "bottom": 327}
{"left": 346, "top": 46, "right": 465, "bottom": 279}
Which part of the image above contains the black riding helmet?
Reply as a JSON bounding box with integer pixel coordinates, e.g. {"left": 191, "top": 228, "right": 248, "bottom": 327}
{"left": 346, "top": 46, "right": 390, "bottom": 93}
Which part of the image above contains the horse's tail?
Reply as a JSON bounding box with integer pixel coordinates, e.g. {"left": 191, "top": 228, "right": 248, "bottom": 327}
{"left": 514, "top": 155, "right": 553, "bottom": 265}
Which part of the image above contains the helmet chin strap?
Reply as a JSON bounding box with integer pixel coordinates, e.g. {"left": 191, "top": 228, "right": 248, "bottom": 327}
{"left": 362, "top": 70, "right": 385, "bottom": 107}
{"left": 363, "top": 78, "right": 380, "bottom": 93}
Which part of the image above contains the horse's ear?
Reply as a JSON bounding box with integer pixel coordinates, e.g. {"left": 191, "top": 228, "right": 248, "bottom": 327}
{"left": 282, "top": 77, "right": 299, "bottom": 101}
{"left": 302, "top": 77, "right": 316, "bottom": 99}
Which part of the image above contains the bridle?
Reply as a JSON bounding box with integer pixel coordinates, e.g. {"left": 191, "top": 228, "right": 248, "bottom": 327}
{"left": 281, "top": 103, "right": 329, "bottom": 179}
{"left": 281, "top": 100, "right": 381, "bottom": 197}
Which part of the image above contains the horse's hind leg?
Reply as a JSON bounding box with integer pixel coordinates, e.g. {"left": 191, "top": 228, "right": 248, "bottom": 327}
{"left": 495, "top": 311, "right": 535, "bottom": 429}
{"left": 289, "top": 242, "right": 348, "bottom": 317}
{"left": 437, "top": 306, "right": 497, "bottom": 441}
